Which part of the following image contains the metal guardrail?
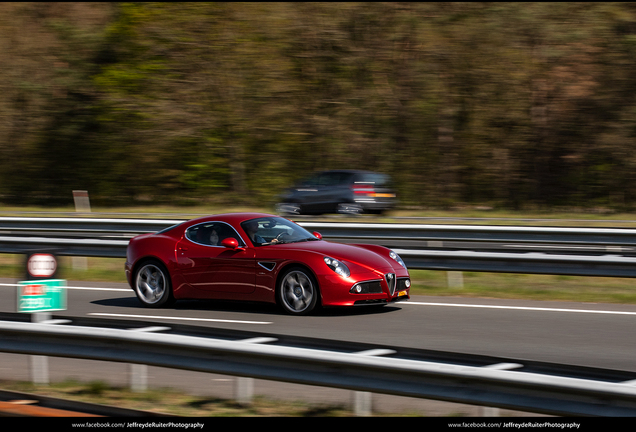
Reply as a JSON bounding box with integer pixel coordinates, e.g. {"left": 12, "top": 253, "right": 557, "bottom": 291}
{"left": 2, "top": 217, "right": 636, "bottom": 276}
{"left": 0, "top": 217, "right": 178, "bottom": 257}
{"left": 5, "top": 217, "right": 636, "bottom": 245}
{"left": 394, "top": 249, "right": 636, "bottom": 277}
{"left": 1, "top": 319, "right": 636, "bottom": 416}
{"left": 298, "top": 221, "right": 636, "bottom": 246}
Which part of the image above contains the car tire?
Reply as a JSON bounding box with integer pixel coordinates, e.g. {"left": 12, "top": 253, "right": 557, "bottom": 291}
{"left": 336, "top": 202, "right": 363, "bottom": 215}
{"left": 276, "top": 202, "right": 301, "bottom": 215}
{"left": 133, "top": 260, "right": 174, "bottom": 308}
{"left": 277, "top": 267, "right": 319, "bottom": 315}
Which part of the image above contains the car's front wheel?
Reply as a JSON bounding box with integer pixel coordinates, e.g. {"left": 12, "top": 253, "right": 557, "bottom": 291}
{"left": 133, "top": 260, "right": 174, "bottom": 308}
{"left": 277, "top": 267, "right": 319, "bottom": 315}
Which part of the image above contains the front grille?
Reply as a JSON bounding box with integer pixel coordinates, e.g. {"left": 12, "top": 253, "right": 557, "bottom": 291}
{"left": 350, "top": 280, "right": 383, "bottom": 294}
{"left": 385, "top": 273, "right": 396, "bottom": 296}
{"left": 362, "top": 280, "right": 383, "bottom": 293}
{"left": 396, "top": 278, "right": 410, "bottom": 292}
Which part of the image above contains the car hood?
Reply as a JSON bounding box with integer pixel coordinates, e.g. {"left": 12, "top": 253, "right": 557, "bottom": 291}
{"left": 274, "top": 240, "right": 394, "bottom": 272}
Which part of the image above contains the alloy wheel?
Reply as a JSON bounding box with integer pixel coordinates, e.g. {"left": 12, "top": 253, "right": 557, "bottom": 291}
{"left": 135, "top": 263, "right": 167, "bottom": 306}
{"left": 280, "top": 270, "right": 315, "bottom": 314}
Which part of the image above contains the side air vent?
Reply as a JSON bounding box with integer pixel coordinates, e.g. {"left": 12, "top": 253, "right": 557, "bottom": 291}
{"left": 258, "top": 262, "right": 276, "bottom": 271}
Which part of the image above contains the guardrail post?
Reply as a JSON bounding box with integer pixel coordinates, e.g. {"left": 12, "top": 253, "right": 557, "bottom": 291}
{"left": 349, "top": 348, "right": 395, "bottom": 416}
{"left": 447, "top": 271, "right": 464, "bottom": 289}
{"left": 235, "top": 377, "right": 254, "bottom": 405}
{"left": 352, "top": 391, "right": 372, "bottom": 416}
{"left": 480, "top": 406, "right": 500, "bottom": 416}
{"left": 30, "top": 312, "right": 50, "bottom": 385}
{"left": 130, "top": 364, "right": 148, "bottom": 392}
{"left": 72, "top": 190, "right": 91, "bottom": 271}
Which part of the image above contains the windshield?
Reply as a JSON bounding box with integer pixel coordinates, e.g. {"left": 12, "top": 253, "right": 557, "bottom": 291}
{"left": 241, "top": 217, "right": 319, "bottom": 246}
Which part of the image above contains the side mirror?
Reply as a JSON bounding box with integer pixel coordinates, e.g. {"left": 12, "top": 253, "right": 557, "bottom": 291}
{"left": 312, "top": 231, "right": 322, "bottom": 240}
{"left": 221, "top": 238, "right": 244, "bottom": 250}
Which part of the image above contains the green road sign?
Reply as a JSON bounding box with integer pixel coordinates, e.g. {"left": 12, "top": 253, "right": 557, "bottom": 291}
{"left": 17, "top": 279, "right": 67, "bottom": 313}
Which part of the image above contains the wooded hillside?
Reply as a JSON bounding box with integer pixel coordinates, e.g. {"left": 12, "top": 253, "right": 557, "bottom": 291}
{"left": 1, "top": 3, "right": 636, "bottom": 210}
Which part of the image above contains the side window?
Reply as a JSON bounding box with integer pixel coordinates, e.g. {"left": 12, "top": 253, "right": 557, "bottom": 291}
{"left": 319, "top": 172, "right": 352, "bottom": 186}
{"left": 300, "top": 174, "right": 320, "bottom": 186}
{"left": 317, "top": 173, "right": 338, "bottom": 186}
{"left": 241, "top": 218, "right": 289, "bottom": 246}
{"left": 185, "top": 222, "right": 244, "bottom": 247}
{"left": 357, "top": 173, "right": 392, "bottom": 187}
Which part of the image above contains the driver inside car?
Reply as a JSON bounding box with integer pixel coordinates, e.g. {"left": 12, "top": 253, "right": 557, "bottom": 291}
{"left": 244, "top": 220, "right": 282, "bottom": 246}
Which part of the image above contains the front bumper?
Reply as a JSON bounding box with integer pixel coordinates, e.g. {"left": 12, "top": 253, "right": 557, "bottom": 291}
{"left": 318, "top": 271, "right": 410, "bottom": 307}
{"left": 125, "top": 261, "right": 132, "bottom": 287}
{"left": 353, "top": 294, "right": 409, "bottom": 306}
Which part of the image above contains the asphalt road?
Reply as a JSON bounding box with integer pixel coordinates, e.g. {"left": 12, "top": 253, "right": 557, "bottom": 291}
{"left": 1, "top": 277, "right": 636, "bottom": 415}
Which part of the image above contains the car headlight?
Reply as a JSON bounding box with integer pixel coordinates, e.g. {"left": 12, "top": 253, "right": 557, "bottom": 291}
{"left": 389, "top": 250, "right": 406, "bottom": 269}
{"left": 324, "top": 256, "right": 350, "bottom": 278}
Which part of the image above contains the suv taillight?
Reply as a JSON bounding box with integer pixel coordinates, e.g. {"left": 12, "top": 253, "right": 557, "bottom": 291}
{"left": 352, "top": 184, "right": 374, "bottom": 196}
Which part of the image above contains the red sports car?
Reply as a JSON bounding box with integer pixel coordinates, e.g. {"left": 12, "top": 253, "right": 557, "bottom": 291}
{"left": 125, "top": 213, "right": 410, "bottom": 315}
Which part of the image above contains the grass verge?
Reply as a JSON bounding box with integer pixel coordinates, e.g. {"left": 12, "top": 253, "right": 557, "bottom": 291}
{"left": 0, "top": 379, "right": 374, "bottom": 417}
{"left": 409, "top": 270, "right": 636, "bottom": 304}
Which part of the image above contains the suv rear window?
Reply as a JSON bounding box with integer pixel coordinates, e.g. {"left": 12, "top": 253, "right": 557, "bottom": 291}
{"left": 356, "top": 173, "right": 392, "bottom": 187}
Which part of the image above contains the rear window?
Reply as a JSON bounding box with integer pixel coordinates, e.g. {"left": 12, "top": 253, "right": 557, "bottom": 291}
{"left": 185, "top": 222, "right": 245, "bottom": 247}
{"left": 356, "top": 173, "right": 392, "bottom": 188}
{"left": 155, "top": 222, "right": 183, "bottom": 235}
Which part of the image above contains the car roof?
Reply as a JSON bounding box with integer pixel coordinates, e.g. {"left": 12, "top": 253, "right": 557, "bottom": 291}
{"left": 184, "top": 212, "right": 280, "bottom": 227}
{"left": 316, "top": 169, "right": 377, "bottom": 174}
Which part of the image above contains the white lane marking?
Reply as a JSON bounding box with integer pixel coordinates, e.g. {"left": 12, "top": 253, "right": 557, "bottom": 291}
{"left": 405, "top": 301, "right": 636, "bottom": 316}
{"left": 69, "top": 286, "right": 130, "bottom": 292}
{"left": 128, "top": 326, "right": 171, "bottom": 333}
{"left": 89, "top": 312, "right": 272, "bottom": 325}
{"left": 67, "top": 286, "right": 130, "bottom": 292}
{"left": 354, "top": 349, "right": 396, "bottom": 356}
{"left": 40, "top": 319, "right": 72, "bottom": 325}
{"left": 239, "top": 337, "right": 278, "bottom": 344}
{"left": 483, "top": 363, "right": 524, "bottom": 370}
{"left": 0, "top": 283, "right": 129, "bottom": 292}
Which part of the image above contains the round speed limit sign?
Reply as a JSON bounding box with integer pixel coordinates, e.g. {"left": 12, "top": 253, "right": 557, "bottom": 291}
{"left": 27, "top": 253, "right": 57, "bottom": 279}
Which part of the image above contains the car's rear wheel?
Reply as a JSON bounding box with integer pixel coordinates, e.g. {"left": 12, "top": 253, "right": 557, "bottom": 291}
{"left": 336, "top": 202, "right": 363, "bottom": 215}
{"left": 277, "top": 267, "right": 319, "bottom": 315}
{"left": 275, "top": 202, "right": 301, "bottom": 215}
{"left": 134, "top": 260, "right": 174, "bottom": 307}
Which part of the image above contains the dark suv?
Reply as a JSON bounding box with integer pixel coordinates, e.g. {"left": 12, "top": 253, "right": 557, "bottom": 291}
{"left": 275, "top": 170, "right": 397, "bottom": 215}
